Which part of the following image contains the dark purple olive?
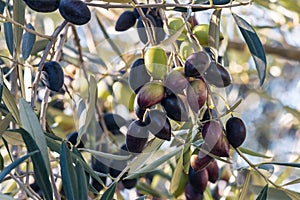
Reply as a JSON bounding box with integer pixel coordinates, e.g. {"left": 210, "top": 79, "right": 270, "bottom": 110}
{"left": 185, "top": 183, "right": 204, "bottom": 200}
{"left": 109, "top": 159, "right": 126, "bottom": 178}
{"left": 133, "top": 7, "right": 148, "bottom": 19}
{"left": 184, "top": 51, "right": 211, "bottom": 77}
{"left": 201, "top": 120, "right": 223, "bottom": 150}
{"left": 128, "top": 58, "right": 151, "bottom": 93}
{"left": 201, "top": 108, "right": 218, "bottom": 123}
{"left": 100, "top": 113, "right": 127, "bottom": 133}
{"left": 126, "top": 120, "right": 149, "bottom": 153}
{"left": 121, "top": 178, "right": 138, "bottom": 189}
{"left": 136, "top": 81, "right": 164, "bottom": 109}
{"left": 161, "top": 93, "right": 189, "bottom": 122}
{"left": 204, "top": 61, "right": 231, "bottom": 88}
{"left": 164, "top": 68, "right": 188, "bottom": 94}
{"left": 188, "top": 167, "right": 208, "bottom": 193}
{"left": 134, "top": 98, "right": 147, "bottom": 120}
{"left": 206, "top": 160, "right": 219, "bottom": 183}
{"left": 59, "top": 0, "right": 91, "bottom": 25}
{"left": 145, "top": 109, "right": 171, "bottom": 141}
{"left": 136, "top": 14, "right": 156, "bottom": 44}
{"left": 186, "top": 79, "right": 207, "bottom": 113}
{"left": 91, "top": 156, "right": 109, "bottom": 192}
{"left": 149, "top": 8, "right": 165, "bottom": 43}
{"left": 24, "top": 0, "right": 60, "bottom": 12}
{"left": 115, "top": 11, "right": 136, "bottom": 31}
{"left": 41, "top": 61, "right": 64, "bottom": 92}
{"left": 66, "top": 132, "right": 84, "bottom": 148}
{"left": 190, "top": 153, "right": 213, "bottom": 172}
{"left": 226, "top": 117, "right": 246, "bottom": 148}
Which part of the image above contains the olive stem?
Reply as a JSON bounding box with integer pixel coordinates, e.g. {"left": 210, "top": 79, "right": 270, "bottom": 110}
{"left": 235, "top": 148, "right": 280, "bottom": 189}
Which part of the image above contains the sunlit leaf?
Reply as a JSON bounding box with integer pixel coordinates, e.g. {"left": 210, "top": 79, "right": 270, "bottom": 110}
{"left": 208, "top": 9, "right": 222, "bottom": 53}
{"left": 74, "top": 159, "right": 88, "bottom": 200}
{"left": 170, "top": 156, "right": 188, "bottom": 197}
{"left": 182, "top": 128, "right": 192, "bottom": 174}
{"left": 0, "top": 68, "right": 3, "bottom": 102}
{"left": 31, "top": 39, "right": 49, "bottom": 54}
{"left": 258, "top": 162, "right": 300, "bottom": 168}
{"left": 2, "top": 85, "right": 20, "bottom": 125}
{"left": 238, "top": 169, "right": 251, "bottom": 200}
{"left": 256, "top": 184, "right": 268, "bottom": 200}
{"left": 13, "top": 0, "right": 25, "bottom": 52}
{"left": 22, "top": 23, "right": 36, "bottom": 60}
{"left": 4, "top": 22, "right": 14, "bottom": 56}
{"left": 0, "top": 194, "right": 17, "bottom": 200}
{"left": 0, "top": 113, "right": 12, "bottom": 134}
{"left": 100, "top": 182, "right": 117, "bottom": 200}
{"left": 18, "top": 128, "right": 53, "bottom": 200}
{"left": 136, "top": 182, "right": 164, "bottom": 198}
{"left": 0, "top": 150, "right": 37, "bottom": 181}
{"left": 239, "top": 147, "right": 272, "bottom": 159}
{"left": 284, "top": 188, "right": 300, "bottom": 200}
{"left": 19, "top": 98, "right": 50, "bottom": 173}
{"left": 60, "top": 141, "right": 79, "bottom": 200}
{"left": 233, "top": 13, "right": 267, "bottom": 86}
{"left": 81, "top": 148, "right": 131, "bottom": 161}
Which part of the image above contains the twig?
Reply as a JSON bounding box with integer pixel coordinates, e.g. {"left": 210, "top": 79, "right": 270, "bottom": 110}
{"left": 0, "top": 14, "right": 52, "bottom": 39}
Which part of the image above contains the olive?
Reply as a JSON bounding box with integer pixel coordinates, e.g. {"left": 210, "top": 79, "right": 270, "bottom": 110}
{"left": 164, "top": 67, "right": 188, "bottom": 94}
{"left": 226, "top": 117, "right": 247, "bottom": 148}
{"left": 128, "top": 58, "right": 151, "bottom": 94}
{"left": 206, "top": 160, "right": 219, "bottom": 183}
{"left": 91, "top": 157, "right": 109, "bottom": 192}
{"left": 185, "top": 183, "right": 204, "bottom": 200}
{"left": 126, "top": 120, "right": 149, "bottom": 153}
{"left": 136, "top": 81, "right": 165, "bottom": 109}
{"left": 59, "top": 0, "right": 91, "bottom": 25}
{"left": 100, "top": 113, "right": 127, "bottom": 133}
{"left": 121, "top": 177, "right": 138, "bottom": 189}
{"left": 167, "top": 17, "right": 191, "bottom": 41}
{"left": 133, "top": 7, "right": 148, "bottom": 19}
{"left": 180, "top": 40, "right": 194, "bottom": 60}
{"left": 136, "top": 14, "right": 157, "bottom": 44}
{"left": 190, "top": 153, "right": 213, "bottom": 172}
{"left": 145, "top": 109, "right": 171, "bottom": 141}
{"left": 192, "top": 24, "right": 224, "bottom": 46}
{"left": 149, "top": 8, "right": 165, "bottom": 43}
{"left": 186, "top": 79, "right": 207, "bottom": 113}
{"left": 112, "top": 79, "right": 136, "bottom": 111}
{"left": 204, "top": 61, "right": 232, "bottom": 88}
{"left": 66, "top": 132, "right": 84, "bottom": 148}
{"left": 134, "top": 99, "right": 147, "bottom": 120}
{"left": 24, "top": 0, "right": 60, "bottom": 12}
{"left": 41, "top": 61, "right": 64, "bottom": 92}
{"left": 184, "top": 51, "right": 211, "bottom": 77}
{"left": 201, "top": 108, "right": 218, "bottom": 123}
{"left": 115, "top": 11, "right": 136, "bottom": 31}
{"left": 144, "top": 46, "right": 168, "bottom": 80}
{"left": 188, "top": 167, "right": 208, "bottom": 193}
{"left": 161, "top": 93, "right": 189, "bottom": 122}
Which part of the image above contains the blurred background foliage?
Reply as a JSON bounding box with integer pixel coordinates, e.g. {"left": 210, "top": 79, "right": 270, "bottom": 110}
{"left": 0, "top": 0, "right": 300, "bottom": 199}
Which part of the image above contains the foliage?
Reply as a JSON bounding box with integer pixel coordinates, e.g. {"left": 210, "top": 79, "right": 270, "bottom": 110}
{"left": 0, "top": 0, "right": 299, "bottom": 200}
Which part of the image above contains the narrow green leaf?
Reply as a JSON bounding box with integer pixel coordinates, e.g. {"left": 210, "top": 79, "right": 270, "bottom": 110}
{"left": 4, "top": 22, "right": 14, "bottom": 56}
{"left": 284, "top": 188, "right": 300, "bottom": 200}
{"left": 19, "top": 98, "right": 50, "bottom": 173}
{"left": 100, "top": 182, "right": 117, "bottom": 200}
{"left": 182, "top": 128, "right": 192, "bottom": 174}
{"left": 238, "top": 169, "right": 251, "bottom": 200}
{"left": 0, "top": 68, "right": 3, "bottom": 102}
{"left": 258, "top": 162, "right": 300, "bottom": 168}
{"left": 208, "top": 9, "right": 222, "bottom": 52}
{"left": 2, "top": 84, "right": 20, "bottom": 123}
{"left": 239, "top": 147, "right": 272, "bottom": 159}
{"left": 18, "top": 128, "right": 53, "bottom": 200}
{"left": 136, "top": 182, "right": 163, "bottom": 198}
{"left": 170, "top": 156, "right": 188, "bottom": 197}
{"left": 74, "top": 159, "right": 88, "bottom": 200}
{"left": 233, "top": 13, "right": 267, "bottom": 86}
{"left": 256, "top": 184, "right": 268, "bottom": 200}
{"left": 159, "top": 25, "right": 185, "bottom": 49}
{"left": 0, "top": 194, "right": 17, "bottom": 200}
{"left": 0, "top": 113, "right": 12, "bottom": 134}
{"left": 282, "top": 178, "right": 300, "bottom": 187}
{"left": 60, "top": 141, "right": 78, "bottom": 200}
{"left": 0, "top": 150, "right": 37, "bottom": 181}
{"left": 31, "top": 39, "right": 49, "bottom": 54}
{"left": 131, "top": 147, "right": 182, "bottom": 176}
{"left": 2, "top": 130, "right": 24, "bottom": 145}
{"left": 81, "top": 148, "right": 131, "bottom": 161}
{"left": 22, "top": 23, "right": 36, "bottom": 60}
{"left": 13, "top": 0, "right": 25, "bottom": 53}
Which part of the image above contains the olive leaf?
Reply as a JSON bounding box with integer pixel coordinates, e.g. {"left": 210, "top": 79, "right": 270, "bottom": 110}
{"left": 22, "top": 23, "right": 36, "bottom": 60}
{"left": 233, "top": 13, "right": 267, "bottom": 86}
{"left": 256, "top": 184, "right": 268, "bottom": 200}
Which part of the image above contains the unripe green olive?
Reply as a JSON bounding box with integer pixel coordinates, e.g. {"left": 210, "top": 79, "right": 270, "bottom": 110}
{"left": 144, "top": 46, "right": 168, "bottom": 80}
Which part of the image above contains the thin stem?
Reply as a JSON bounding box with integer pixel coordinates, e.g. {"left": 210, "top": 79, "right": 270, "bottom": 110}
{"left": 0, "top": 14, "right": 52, "bottom": 39}
{"left": 39, "top": 88, "right": 50, "bottom": 131}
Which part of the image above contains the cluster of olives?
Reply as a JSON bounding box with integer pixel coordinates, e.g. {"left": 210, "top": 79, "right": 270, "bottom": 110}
{"left": 23, "top": 0, "right": 91, "bottom": 25}
{"left": 115, "top": 8, "right": 165, "bottom": 44}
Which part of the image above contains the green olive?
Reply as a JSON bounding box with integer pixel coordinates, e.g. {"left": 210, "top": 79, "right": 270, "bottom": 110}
{"left": 144, "top": 46, "right": 168, "bottom": 80}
